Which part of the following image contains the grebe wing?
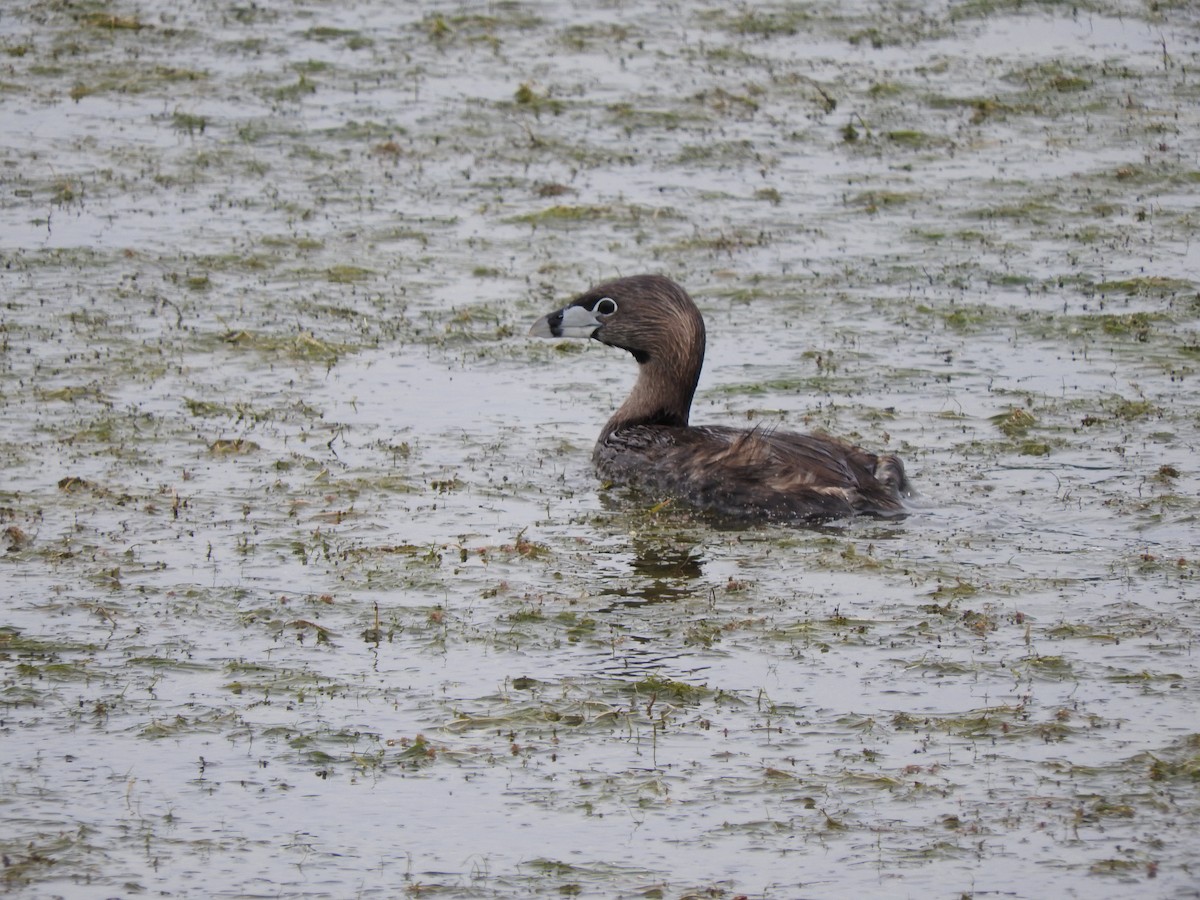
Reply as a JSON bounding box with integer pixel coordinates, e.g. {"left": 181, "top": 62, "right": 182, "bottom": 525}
{"left": 595, "top": 425, "right": 906, "bottom": 521}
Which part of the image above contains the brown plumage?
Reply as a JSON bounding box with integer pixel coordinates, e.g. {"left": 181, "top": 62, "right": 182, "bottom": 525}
{"left": 529, "top": 274, "right": 910, "bottom": 522}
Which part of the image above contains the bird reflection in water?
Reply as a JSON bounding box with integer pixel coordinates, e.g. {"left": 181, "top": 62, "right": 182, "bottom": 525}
{"left": 597, "top": 535, "right": 706, "bottom": 609}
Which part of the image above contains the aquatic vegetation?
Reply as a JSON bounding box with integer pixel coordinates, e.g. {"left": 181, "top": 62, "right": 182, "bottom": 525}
{"left": 1, "top": 0, "right": 1198, "bottom": 897}
{"left": 992, "top": 407, "right": 1036, "bottom": 436}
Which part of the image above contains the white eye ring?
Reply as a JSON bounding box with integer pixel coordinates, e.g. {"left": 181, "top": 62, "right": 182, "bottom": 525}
{"left": 594, "top": 297, "right": 617, "bottom": 316}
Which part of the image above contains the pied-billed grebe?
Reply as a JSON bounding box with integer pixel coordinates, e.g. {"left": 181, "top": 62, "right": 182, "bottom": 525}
{"left": 530, "top": 275, "right": 910, "bottom": 522}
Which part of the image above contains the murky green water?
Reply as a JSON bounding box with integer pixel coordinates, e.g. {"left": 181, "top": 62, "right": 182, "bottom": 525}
{"left": 2, "top": 1, "right": 1199, "bottom": 897}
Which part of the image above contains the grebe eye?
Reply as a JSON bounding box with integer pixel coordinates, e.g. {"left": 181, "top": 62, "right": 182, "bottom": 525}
{"left": 594, "top": 297, "right": 617, "bottom": 316}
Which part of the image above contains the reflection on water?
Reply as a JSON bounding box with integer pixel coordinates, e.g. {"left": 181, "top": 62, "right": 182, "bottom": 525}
{"left": 629, "top": 540, "right": 706, "bottom": 583}
{"left": 590, "top": 635, "right": 704, "bottom": 682}
{"left": 598, "top": 537, "right": 708, "bottom": 608}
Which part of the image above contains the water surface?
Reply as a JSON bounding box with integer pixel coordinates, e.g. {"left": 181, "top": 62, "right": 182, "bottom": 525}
{"left": 2, "top": 1, "right": 1199, "bottom": 897}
